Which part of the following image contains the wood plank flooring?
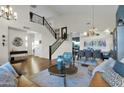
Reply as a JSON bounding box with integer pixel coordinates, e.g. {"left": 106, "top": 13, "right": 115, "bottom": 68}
{"left": 12, "top": 56, "right": 55, "bottom": 78}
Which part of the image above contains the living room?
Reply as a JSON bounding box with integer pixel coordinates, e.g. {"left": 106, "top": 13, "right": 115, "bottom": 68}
{"left": 0, "top": 2, "right": 124, "bottom": 90}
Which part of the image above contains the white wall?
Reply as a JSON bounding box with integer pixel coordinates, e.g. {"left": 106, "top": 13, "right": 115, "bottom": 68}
{"left": 40, "top": 26, "right": 56, "bottom": 58}
{"left": 34, "top": 33, "right": 42, "bottom": 57}
{"left": 0, "top": 5, "right": 33, "bottom": 65}
{"left": 0, "top": 22, "right": 9, "bottom": 65}
{"left": 0, "top": 5, "right": 57, "bottom": 65}
{"left": 52, "top": 34, "right": 72, "bottom": 59}
{"left": 28, "top": 33, "right": 34, "bottom": 55}
{"left": 80, "top": 34, "right": 113, "bottom": 52}
{"left": 27, "top": 26, "right": 56, "bottom": 59}
{"left": 8, "top": 28, "right": 28, "bottom": 52}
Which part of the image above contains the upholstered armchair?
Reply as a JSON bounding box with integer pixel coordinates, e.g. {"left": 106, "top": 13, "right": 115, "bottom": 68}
{"left": 93, "top": 50, "right": 103, "bottom": 60}
{"left": 77, "top": 50, "right": 85, "bottom": 60}
{"left": 85, "top": 50, "right": 93, "bottom": 60}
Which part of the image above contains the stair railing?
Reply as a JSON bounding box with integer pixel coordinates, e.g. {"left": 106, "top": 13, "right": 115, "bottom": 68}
{"left": 30, "top": 12, "right": 57, "bottom": 39}
{"left": 30, "top": 12, "right": 66, "bottom": 61}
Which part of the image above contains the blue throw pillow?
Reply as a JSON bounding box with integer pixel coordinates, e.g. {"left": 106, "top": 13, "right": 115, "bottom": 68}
{"left": 1, "top": 62, "right": 19, "bottom": 77}
{"left": 0, "top": 67, "right": 17, "bottom": 87}
{"left": 113, "top": 61, "right": 124, "bottom": 77}
{"left": 102, "top": 67, "right": 123, "bottom": 87}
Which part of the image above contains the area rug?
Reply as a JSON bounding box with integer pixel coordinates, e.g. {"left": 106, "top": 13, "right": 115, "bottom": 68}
{"left": 30, "top": 64, "right": 92, "bottom": 87}
{"left": 77, "top": 60, "right": 97, "bottom": 66}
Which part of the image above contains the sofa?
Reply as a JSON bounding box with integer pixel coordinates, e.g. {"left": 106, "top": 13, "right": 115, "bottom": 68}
{"left": 0, "top": 62, "right": 38, "bottom": 87}
{"left": 90, "top": 72, "right": 110, "bottom": 87}
{"left": 90, "top": 58, "right": 124, "bottom": 87}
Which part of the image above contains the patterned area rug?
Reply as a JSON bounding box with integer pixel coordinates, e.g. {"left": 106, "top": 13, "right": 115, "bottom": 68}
{"left": 30, "top": 64, "right": 92, "bottom": 87}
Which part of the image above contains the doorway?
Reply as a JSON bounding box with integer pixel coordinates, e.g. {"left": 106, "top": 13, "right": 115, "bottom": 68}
{"left": 72, "top": 37, "right": 80, "bottom": 59}
{"left": 27, "top": 31, "right": 42, "bottom": 57}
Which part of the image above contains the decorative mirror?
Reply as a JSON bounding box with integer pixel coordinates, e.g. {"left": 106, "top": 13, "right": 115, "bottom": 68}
{"left": 12, "top": 37, "right": 23, "bottom": 47}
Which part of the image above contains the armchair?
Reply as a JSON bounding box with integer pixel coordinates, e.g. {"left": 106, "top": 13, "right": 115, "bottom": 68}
{"left": 85, "top": 50, "right": 93, "bottom": 61}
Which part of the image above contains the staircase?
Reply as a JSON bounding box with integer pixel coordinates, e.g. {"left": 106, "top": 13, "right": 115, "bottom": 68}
{"left": 30, "top": 12, "right": 66, "bottom": 60}
{"left": 49, "top": 38, "right": 65, "bottom": 60}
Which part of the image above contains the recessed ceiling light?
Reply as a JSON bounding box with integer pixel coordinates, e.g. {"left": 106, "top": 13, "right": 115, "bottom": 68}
{"left": 83, "top": 32, "right": 87, "bottom": 36}
{"left": 104, "top": 29, "right": 110, "bottom": 33}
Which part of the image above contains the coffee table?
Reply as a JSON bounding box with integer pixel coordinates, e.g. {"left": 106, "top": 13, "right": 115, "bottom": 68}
{"left": 48, "top": 64, "right": 78, "bottom": 87}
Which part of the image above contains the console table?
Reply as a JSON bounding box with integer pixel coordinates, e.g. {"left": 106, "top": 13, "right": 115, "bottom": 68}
{"left": 10, "top": 51, "right": 28, "bottom": 63}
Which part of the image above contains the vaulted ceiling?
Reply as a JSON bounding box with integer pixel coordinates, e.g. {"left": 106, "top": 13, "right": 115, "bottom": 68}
{"left": 31, "top": 5, "right": 118, "bottom": 19}
{"left": 30, "top": 5, "right": 118, "bottom": 35}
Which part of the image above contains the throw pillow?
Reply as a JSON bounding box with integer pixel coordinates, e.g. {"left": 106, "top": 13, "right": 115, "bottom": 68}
{"left": 0, "top": 67, "right": 17, "bottom": 87}
{"left": 113, "top": 61, "right": 124, "bottom": 77}
{"left": 102, "top": 68, "right": 123, "bottom": 87}
{"left": 1, "top": 62, "right": 19, "bottom": 77}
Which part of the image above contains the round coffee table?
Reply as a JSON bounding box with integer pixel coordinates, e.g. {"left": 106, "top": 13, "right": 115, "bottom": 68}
{"left": 48, "top": 64, "right": 78, "bottom": 87}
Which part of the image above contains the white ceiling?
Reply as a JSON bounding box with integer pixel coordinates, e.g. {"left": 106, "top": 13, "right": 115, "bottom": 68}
{"left": 46, "top": 5, "right": 118, "bottom": 32}
{"left": 46, "top": 5, "right": 118, "bottom": 16}
{"left": 34, "top": 5, "right": 118, "bottom": 18}
{"left": 31, "top": 5, "right": 119, "bottom": 35}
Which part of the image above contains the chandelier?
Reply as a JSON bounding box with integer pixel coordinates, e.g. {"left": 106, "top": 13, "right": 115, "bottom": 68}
{"left": 0, "top": 5, "right": 17, "bottom": 20}
{"left": 83, "top": 6, "right": 98, "bottom": 36}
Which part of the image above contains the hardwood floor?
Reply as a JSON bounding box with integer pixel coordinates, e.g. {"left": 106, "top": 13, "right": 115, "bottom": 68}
{"left": 12, "top": 56, "right": 55, "bottom": 78}
{"left": 12, "top": 56, "right": 56, "bottom": 87}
